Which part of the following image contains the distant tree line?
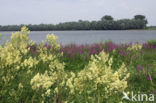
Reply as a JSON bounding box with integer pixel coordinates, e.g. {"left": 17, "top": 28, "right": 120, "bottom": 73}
{"left": 0, "top": 15, "right": 148, "bottom": 31}
{"left": 147, "top": 26, "right": 156, "bottom": 29}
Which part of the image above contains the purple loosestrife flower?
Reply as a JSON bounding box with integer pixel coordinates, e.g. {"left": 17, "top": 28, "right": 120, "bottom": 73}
{"left": 123, "top": 52, "right": 128, "bottom": 56}
{"left": 26, "top": 45, "right": 30, "bottom": 49}
{"left": 137, "top": 64, "right": 140, "bottom": 70}
{"left": 78, "top": 49, "right": 82, "bottom": 55}
{"left": 80, "top": 45, "right": 84, "bottom": 50}
{"left": 130, "top": 56, "right": 133, "bottom": 60}
{"left": 154, "top": 90, "right": 156, "bottom": 94}
{"left": 58, "top": 101, "right": 61, "bottom": 103}
{"left": 91, "top": 49, "right": 97, "bottom": 54}
{"left": 72, "top": 49, "right": 76, "bottom": 55}
{"left": 85, "top": 44, "right": 89, "bottom": 50}
{"left": 47, "top": 45, "right": 51, "bottom": 50}
{"left": 67, "top": 49, "right": 71, "bottom": 55}
{"left": 120, "top": 51, "right": 123, "bottom": 56}
{"left": 44, "top": 43, "right": 48, "bottom": 47}
{"left": 60, "top": 48, "right": 63, "bottom": 53}
{"left": 148, "top": 74, "right": 152, "bottom": 81}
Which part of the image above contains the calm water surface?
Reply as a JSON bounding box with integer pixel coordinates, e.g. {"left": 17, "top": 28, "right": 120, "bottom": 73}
{"left": 0, "top": 30, "right": 156, "bottom": 45}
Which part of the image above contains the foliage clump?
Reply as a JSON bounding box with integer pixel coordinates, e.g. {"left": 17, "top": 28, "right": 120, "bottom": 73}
{"left": 65, "top": 51, "right": 129, "bottom": 102}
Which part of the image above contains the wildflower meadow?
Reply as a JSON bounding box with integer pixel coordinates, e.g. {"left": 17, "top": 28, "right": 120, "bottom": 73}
{"left": 0, "top": 26, "right": 156, "bottom": 103}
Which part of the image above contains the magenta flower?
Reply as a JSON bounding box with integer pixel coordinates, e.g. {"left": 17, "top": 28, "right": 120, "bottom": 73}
{"left": 137, "top": 64, "right": 140, "bottom": 70}
{"left": 154, "top": 90, "right": 156, "bottom": 94}
{"left": 130, "top": 56, "right": 133, "bottom": 60}
{"left": 78, "top": 49, "right": 82, "bottom": 54}
{"left": 148, "top": 74, "right": 152, "bottom": 81}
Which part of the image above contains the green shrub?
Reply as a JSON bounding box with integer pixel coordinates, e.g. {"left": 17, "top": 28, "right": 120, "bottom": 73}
{"left": 147, "top": 39, "right": 156, "bottom": 46}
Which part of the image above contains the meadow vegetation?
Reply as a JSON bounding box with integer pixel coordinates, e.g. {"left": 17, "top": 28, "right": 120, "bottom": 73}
{"left": 0, "top": 26, "right": 156, "bottom": 103}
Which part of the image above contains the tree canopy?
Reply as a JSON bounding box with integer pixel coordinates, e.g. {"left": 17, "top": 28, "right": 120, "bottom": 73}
{"left": 101, "top": 15, "right": 114, "bottom": 21}
{"left": 0, "top": 15, "right": 148, "bottom": 31}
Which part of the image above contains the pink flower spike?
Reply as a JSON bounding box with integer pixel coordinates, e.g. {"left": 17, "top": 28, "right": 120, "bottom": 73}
{"left": 154, "top": 90, "right": 156, "bottom": 94}
{"left": 137, "top": 64, "right": 140, "bottom": 70}
{"left": 148, "top": 74, "right": 152, "bottom": 81}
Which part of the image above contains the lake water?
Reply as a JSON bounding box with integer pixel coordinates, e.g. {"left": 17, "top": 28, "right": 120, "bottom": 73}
{"left": 0, "top": 30, "right": 156, "bottom": 45}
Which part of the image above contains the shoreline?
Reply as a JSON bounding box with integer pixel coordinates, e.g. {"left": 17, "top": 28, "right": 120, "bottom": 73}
{"left": 0, "top": 29, "right": 156, "bottom": 32}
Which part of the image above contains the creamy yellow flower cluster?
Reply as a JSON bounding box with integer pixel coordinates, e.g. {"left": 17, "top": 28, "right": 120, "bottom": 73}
{"left": 30, "top": 59, "right": 67, "bottom": 101}
{"left": 31, "top": 71, "right": 54, "bottom": 90}
{"left": 11, "top": 26, "right": 30, "bottom": 50}
{"left": 21, "top": 57, "right": 39, "bottom": 69}
{"left": 0, "top": 27, "right": 31, "bottom": 84}
{"left": 30, "top": 51, "right": 130, "bottom": 103}
{"left": 127, "top": 43, "right": 142, "bottom": 51}
{"left": 0, "top": 42, "right": 21, "bottom": 68}
{"left": 66, "top": 51, "right": 130, "bottom": 101}
{"left": 0, "top": 26, "right": 63, "bottom": 102}
{"left": 30, "top": 59, "right": 66, "bottom": 90}
{"left": 0, "top": 26, "right": 35, "bottom": 73}
{"left": 46, "top": 34, "right": 60, "bottom": 50}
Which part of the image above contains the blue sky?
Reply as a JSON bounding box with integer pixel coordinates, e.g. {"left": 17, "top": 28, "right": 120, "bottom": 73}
{"left": 0, "top": 0, "right": 156, "bottom": 25}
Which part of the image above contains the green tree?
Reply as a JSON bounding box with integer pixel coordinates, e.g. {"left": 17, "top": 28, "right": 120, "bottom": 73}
{"left": 0, "top": 15, "right": 148, "bottom": 31}
{"left": 134, "top": 15, "right": 146, "bottom": 20}
{"left": 101, "top": 15, "right": 114, "bottom": 21}
{"left": 133, "top": 15, "right": 148, "bottom": 29}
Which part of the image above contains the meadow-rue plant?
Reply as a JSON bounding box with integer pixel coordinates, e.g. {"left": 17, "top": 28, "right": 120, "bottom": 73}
{"left": 127, "top": 43, "right": 142, "bottom": 51}
{"left": 0, "top": 26, "right": 65, "bottom": 103}
{"left": 66, "top": 51, "right": 130, "bottom": 102}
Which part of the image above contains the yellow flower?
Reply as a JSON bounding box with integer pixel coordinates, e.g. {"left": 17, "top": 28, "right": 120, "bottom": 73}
{"left": 18, "top": 83, "right": 23, "bottom": 89}
{"left": 127, "top": 44, "right": 142, "bottom": 51}
{"left": 30, "top": 72, "right": 53, "bottom": 90}
{"left": 45, "top": 89, "right": 51, "bottom": 96}
{"left": 45, "top": 34, "right": 60, "bottom": 50}
{"left": 46, "top": 34, "right": 58, "bottom": 42}
{"left": 21, "top": 57, "right": 38, "bottom": 69}
{"left": 54, "top": 87, "right": 58, "bottom": 94}
{"left": 67, "top": 51, "right": 129, "bottom": 99}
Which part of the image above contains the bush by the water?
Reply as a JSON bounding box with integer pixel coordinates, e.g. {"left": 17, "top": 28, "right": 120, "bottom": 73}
{"left": 0, "top": 26, "right": 156, "bottom": 103}
{"left": 147, "top": 39, "right": 156, "bottom": 46}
